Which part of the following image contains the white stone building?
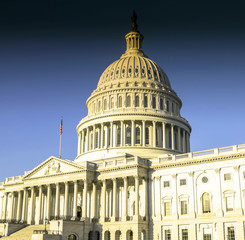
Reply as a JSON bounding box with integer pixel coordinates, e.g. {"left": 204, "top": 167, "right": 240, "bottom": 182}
{"left": 0, "top": 13, "right": 245, "bottom": 240}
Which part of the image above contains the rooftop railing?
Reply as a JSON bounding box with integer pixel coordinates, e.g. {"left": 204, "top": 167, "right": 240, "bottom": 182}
{"left": 158, "top": 144, "right": 245, "bottom": 164}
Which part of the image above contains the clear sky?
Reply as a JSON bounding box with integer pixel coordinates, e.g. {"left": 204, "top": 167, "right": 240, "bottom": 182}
{"left": 0, "top": 0, "right": 245, "bottom": 182}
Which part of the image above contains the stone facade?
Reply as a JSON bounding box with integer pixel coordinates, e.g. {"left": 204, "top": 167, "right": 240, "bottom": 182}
{"left": 0, "top": 14, "right": 245, "bottom": 240}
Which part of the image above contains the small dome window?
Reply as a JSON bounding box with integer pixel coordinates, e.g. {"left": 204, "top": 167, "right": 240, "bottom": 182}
{"left": 116, "top": 70, "right": 119, "bottom": 74}
{"left": 135, "top": 68, "right": 138, "bottom": 73}
{"left": 148, "top": 69, "right": 151, "bottom": 75}
{"left": 122, "top": 69, "right": 125, "bottom": 73}
{"left": 129, "top": 68, "right": 132, "bottom": 73}
{"left": 111, "top": 72, "right": 113, "bottom": 76}
{"left": 142, "top": 69, "right": 145, "bottom": 74}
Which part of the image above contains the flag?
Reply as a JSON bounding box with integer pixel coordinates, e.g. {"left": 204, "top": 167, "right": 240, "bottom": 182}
{"left": 60, "top": 117, "right": 63, "bottom": 135}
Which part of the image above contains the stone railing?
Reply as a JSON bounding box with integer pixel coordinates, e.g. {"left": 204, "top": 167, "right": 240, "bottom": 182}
{"left": 5, "top": 175, "right": 23, "bottom": 183}
{"left": 96, "top": 156, "right": 148, "bottom": 169}
{"left": 157, "top": 144, "right": 245, "bottom": 164}
{"left": 33, "top": 230, "right": 61, "bottom": 235}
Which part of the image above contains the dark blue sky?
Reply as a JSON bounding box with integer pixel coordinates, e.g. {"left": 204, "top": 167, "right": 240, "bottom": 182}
{"left": 0, "top": 0, "right": 245, "bottom": 182}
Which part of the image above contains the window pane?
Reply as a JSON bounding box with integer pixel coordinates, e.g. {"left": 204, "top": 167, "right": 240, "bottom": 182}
{"left": 182, "top": 229, "right": 188, "bottom": 240}
{"left": 126, "top": 127, "right": 131, "bottom": 145}
{"left": 135, "top": 95, "right": 139, "bottom": 107}
{"left": 165, "top": 230, "right": 171, "bottom": 240}
{"left": 226, "top": 196, "right": 233, "bottom": 211}
{"left": 145, "top": 127, "right": 149, "bottom": 144}
{"left": 227, "top": 227, "right": 235, "bottom": 240}
{"left": 164, "top": 202, "right": 171, "bottom": 216}
{"left": 136, "top": 127, "right": 140, "bottom": 144}
{"left": 181, "top": 200, "right": 187, "bottom": 215}
{"left": 202, "top": 193, "right": 211, "bottom": 213}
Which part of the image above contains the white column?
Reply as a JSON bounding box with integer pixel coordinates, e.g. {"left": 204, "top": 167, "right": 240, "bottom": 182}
{"left": 110, "top": 122, "right": 113, "bottom": 147}
{"left": 112, "top": 178, "right": 117, "bottom": 221}
{"left": 215, "top": 168, "right": 223, "bottom": 217}
{"left": 16, "top": 191, "right": 22, "bottom": 222}
{"left": 92, "top": 181, "right": 97, "bottom": 219}
{"left": 55, "top": 183, "right": 60, "bottom": 219}
{"left": 178, "top": 127, "right": 181, "bottom": 151}
{"left": 131, "top": 120, "right": 135, "bottom": 146}
{"left": 151, "top": 177, "right": 155, "bottom": 218}
{"left": 123, "top": 177, "right": 128, "bottom": 221}
{"left": 86, "top": 128, "right": 89, "bottom": 152}
{"left": 72, "top": 180, "right": 78, "bottom": 220}
{"left": 120, "top": 121, "right": 123, "bottom": 147}
{"left": 92, "top": 125, "right": 96, "bottom": 150}
{"left": 171, "top": 124, "right": 175, "bottom": 150}
{"left": 81, "top": 130, "right": 84, "bottom": 153}
{"left": 82, "top": 180, "right": 87, "bottom": 219}
{"left": 122, "top": 121, "right": 125, "bottom": 146}
{"left": 183, "top": 130, "right": 186, "bottom": 152}
{"left": 134, "top": 176, "right": 139, "bottom": 219}
{"left": 77, "top": 132, "right": 81, "bottom": 155}
{"left": 142, "top": 120, "right": 146, "bottom": 147}
{"left": 64, "top": 182, "right": 69, "bottom": 219}
{"left": 101, "top": 123, "right": 104, "bottom": 148}
{"left": 3, "top": 193, "right": 8, "bottom": 220}
{"left": 153, "top": 121, "right": 156, "bottom": 147}
{"left": 9, "top": 192, "right": 14, "bottom": 221}
{"left": 188, "top": 172, "right": 195, "bottom": 217}
{"left": 46, "top": 185, "right": 51, "bottom": 220}
{"left": 162, "top": 122, "right": 166, "bottom": 148}
{"left": 102, "top": 179, "right": 106, "bottom": 221}
{"left": 234, "top": 166, "right": 243, "bottom": 215}
{"left": 143, "top": 177, "right": 148, "bottom": 220}
{"left": 30, "top": 187, "right": 35, "bottom": 223}
{"left": 38, "top": 186, "right": 43, "bottom": 223}
{"left": 156, "top": 177, "right": 161, "bottom": 219}
{"left": 21, "top": 188, "right": 27, "bottom": 222}
{"left": 171, "top": 174, "right": 178, "bottom": 219}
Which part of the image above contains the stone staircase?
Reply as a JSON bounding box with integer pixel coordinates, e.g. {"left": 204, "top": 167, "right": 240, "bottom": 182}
{"left": 1, "top": 224, "right": 50, "bottom": 240}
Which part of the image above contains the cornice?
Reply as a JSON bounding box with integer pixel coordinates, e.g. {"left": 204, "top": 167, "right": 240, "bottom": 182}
{"left": 152, "top": 152, "right": 245, "bottom": 170}
{"left": 77, "top": 112, "right": 191, "bottom": 131}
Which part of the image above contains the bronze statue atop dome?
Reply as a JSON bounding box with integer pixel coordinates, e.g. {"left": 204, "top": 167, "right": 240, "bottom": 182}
{"left": 131, "top": 10, "right": 138, "bottom": 32}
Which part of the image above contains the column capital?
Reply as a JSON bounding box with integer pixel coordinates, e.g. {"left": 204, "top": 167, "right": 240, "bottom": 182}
{"left": 55, "top": 182, "right": 60, "bottom": 186}
{"left": 73, "top": 180, "right": 78, "bottom": 184}
{"left": 188, "top": 171, "right": 194, "bottom": 177}
{"left": 155, "top": 176, "right": 161, "bottom": 181}
{"left": 171, "top": 173, "right": 177, "bottom": 179}
{"left": 171, "top": 123, "right": 174, "bottom": 127}
{"left": 112, "top": 178, "right": 117, "bottom": 182}
{"left": 233, "top": 165, "right": 240, "bottom": 171}
{"left": 214, "top": 168, "right": 221, "bottom": 174}
{"left": 123, "top": 176, "right": 128, "bottom": 181}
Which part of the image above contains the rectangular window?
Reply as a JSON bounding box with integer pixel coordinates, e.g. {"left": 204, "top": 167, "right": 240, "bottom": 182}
{"left": 224, "top": 173, "right": 231, "bottom": 181}
{"left": 227, "top": 227, "right": 235, "bottom": 240}
{"left": 182, "top": 229, "right": 188, "bottom": 240}
{"left": 226, "top": 196, "right": 234, "bottom": 212}
{"left": 164, "top": 202, "right": 171, "bottom": 216}
{"left": 181, "top": 200, "right": 188, "bottom": 215}
{"left": 165, "top": 229, "right": 171, "bottom": 240}
{"left": 164, "top": 181, "right": 170, "bottom": 188}
{"left": 203, "top": 228, "right": 212, "bottom": 240}
{"left": 180, "top": 179, "right": 187, "bottom": 186}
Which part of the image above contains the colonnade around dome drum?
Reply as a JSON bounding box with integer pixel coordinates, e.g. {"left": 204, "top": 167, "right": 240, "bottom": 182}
{"left": 77, "top": 120, "right": 190, "bottom": 155}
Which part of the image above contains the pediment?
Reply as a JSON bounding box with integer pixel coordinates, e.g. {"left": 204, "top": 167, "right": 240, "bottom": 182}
{"left": 24, "top": 156, "right": 84, "bottom": 179}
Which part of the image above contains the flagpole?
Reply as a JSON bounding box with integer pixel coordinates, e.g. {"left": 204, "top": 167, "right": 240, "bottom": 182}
{"left": 59, "top": 117, "right": 63, "bottom": 158}
{"left": 59, "top": 133, "right": 62, "bottom": 158}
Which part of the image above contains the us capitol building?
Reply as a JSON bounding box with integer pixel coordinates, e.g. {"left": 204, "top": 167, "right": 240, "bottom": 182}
{"left": 0, "top": 13, "right": 245, "bottom": 240}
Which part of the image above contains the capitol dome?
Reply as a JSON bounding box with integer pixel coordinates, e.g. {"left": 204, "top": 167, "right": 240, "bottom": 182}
{"left": 76, "top": 12, "right": 191, "bottom": 162}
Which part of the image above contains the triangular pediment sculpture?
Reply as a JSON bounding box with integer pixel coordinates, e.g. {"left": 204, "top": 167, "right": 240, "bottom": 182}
{"left": 23, "top": 156, "right": 84, "bottom": 179}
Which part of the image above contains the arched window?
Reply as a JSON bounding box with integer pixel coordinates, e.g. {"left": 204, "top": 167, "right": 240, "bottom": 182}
{"left": 126, "top": 95, "right": 131, "bottom": 107}
{"left": 127, "top": 230, "right": 133, "bottom": 240}
{"left": 118, "top": 96, "right": 122, "bottom": 108}
{"left": 88, "top": 232, "right": 93, "bottom": 240}
{"left": 172, "top": 102, "right": 174, "bottom": 113}
{"left": 68, "top": 234, "right": 78, "bottom": 240}
{"left": 115, "top": 230, "right": 122, "bottom": 240}
{"left": 152, "top": 95, "right": 156, "bottom": 109}
{"left": 95, "top": 231, "right": 100, "bottom": 240}
{"left": 126, "top": 127, "right": 131, "bottom": 145}
{"left": 168, "top": 129, "right": 172, "bottom": 148}
{"left": 160, "top": 98, "right": 163, "bottom": 110}
{"left": 117, "top": 127, "right": 121, "bottom": 146}
{"left": 110, "top": 97, "right": 114, "bottom": 109}
{"left": 104, "top": 231, "right": 111, "bottom": 240}
{"left": 90, "top": 132, "right": 93, "bottom": 150}
{"left": 144, "top": 94, "right": 148, "bottom": 107}
{"left": 135, "top": 95, "right": 139, "bottom": 107}
{"left": 145, "top": 127, "right": 149, "bottom": 145}
{"left": 103, "top": 98, "right": 107, "bottom": 111}
{"left": 202, "top": 192, "right": 211, "bottom": 213}
{"left": 136, "top": 127, "right": 140, "bottom": 144}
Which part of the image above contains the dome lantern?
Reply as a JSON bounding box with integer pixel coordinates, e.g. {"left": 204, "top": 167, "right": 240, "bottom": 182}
{"left": 122, "top": 11, "right": 146, "bottom": 58}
